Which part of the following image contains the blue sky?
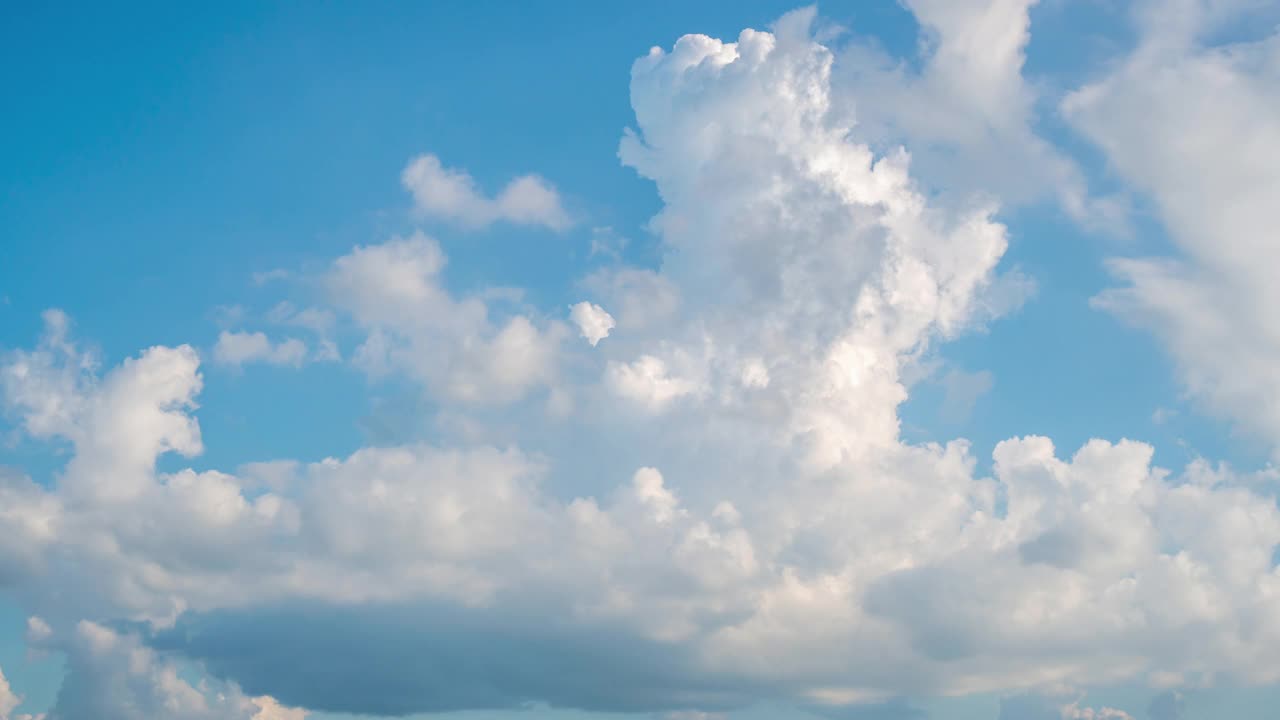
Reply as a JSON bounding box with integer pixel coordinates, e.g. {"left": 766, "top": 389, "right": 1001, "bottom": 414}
{"left": 3, "top": 2, "right": 1280, "bottom": 719}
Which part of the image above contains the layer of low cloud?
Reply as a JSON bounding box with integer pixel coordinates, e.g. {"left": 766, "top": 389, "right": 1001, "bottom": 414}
{"left": 998, "top": 692, "right": 1132, "bottom": 720}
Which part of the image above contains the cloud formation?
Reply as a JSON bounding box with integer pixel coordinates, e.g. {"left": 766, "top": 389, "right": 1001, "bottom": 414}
{"left": 401, "top": 153, "right": 572, "bottom": 231}
{"left": 832, "top": 0, "right": 1123, "bottom": 229}
{"left": 570, "top": 301, "right": 615, "bottom": 347}
{"left": 327, "top": 231, "right": 566, "bottom": 405}
{"left": 2, "top": 5, "right": 1280, "bottom": 720}
{"left": 1066, "top": 1, "right": 1280, "bottom": 453}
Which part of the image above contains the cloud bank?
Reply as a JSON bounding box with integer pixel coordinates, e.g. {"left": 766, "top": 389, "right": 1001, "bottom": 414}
{"left": 2, "top": 4, "right": 1280, "bottom": 720}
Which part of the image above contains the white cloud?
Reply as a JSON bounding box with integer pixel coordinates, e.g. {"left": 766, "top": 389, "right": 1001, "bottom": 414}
{"left": 0, "top": 309, "right": 92, "bottom": 440}
{"left": 607, "top": 355, "right": 700, "bottom": 412}
{"left": 581, "top": 267, "right": 680, "bottom": 333}
{"left": 5, "top": 6, "right": 1280, "bottom": 720}
{"left": 327, "top": 231, "right": 565, "bottom": 405}
{"left": 569, "top": 301, "right": 616, "bottom": 346}
{"left": 831, "top": 0, "right": 1123, "bottom": 229}
{"left": 25, "top": 617, "right": 51, "bottom": 645}
{"left": 401, "top": 153, "right": 571, "bottom": 231}
{"left": 1065, "top": 2, "right": 1280, "bottom": 454}
{"left": 248, "top": 697, "right": 307, "bottom": 720}
{"left": 213, "top": 331, "right": 308, "bottom": 369}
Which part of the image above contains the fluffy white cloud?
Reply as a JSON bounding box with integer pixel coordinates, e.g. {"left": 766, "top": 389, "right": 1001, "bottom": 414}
{"left": 1066, "top": 1, "right": 1280, "bottom": 453}
{"left": 615, "top": 6, "right": 1018, "bottom": 471}
{"left": 4, "top": 6, "right": 1280, "bottom": 720}
{"left": 213, "top": 331, "right": 308, "bottom": 369}
{"left": 570, "top": 301, "right": 615, "bottom": 346}
{"left": 328, "top": 231, "right": 566, "bottom": 405}
{"left": 581, "top": 267, "right": 680, "bottom": 333}
{"left": 607, "top": 355, "right": 700, "bottom": 412}
{"left": 401, "top": 153, "right": 571, "bottom": 231}
{"left": 831, "top": 0, "right": 1122, "bottom": 228}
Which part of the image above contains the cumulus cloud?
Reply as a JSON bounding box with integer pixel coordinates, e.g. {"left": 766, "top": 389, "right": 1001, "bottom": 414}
{"left": 327, "top": 231, "right": 566, "bottom": 405}
{"left": 4, "top": 6, "right": 1280, "bottom": 720}
{"left": 401, "top": 153, "right": 571, "bottom": 231}
{"left": 1067, "top": 1, "right": 1280, "bottom": 453}
{"left": 570, "top": 301, "right": 615, "bottom": 346}
{"left": 831, "top": 0, "right": 1122, "bottom": 228}
{"left": 212, "top": 331, "right": 308, "bottom": 369}
{"left": 607, "top": 355, "right": 700, "bottom": 411}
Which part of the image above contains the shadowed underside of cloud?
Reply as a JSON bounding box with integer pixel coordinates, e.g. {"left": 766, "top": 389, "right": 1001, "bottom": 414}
{"left": 156, "top": 603, "right": 760, "bottom": 716}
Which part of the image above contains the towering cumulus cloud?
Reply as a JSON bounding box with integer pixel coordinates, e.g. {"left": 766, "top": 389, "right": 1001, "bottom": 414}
{"left": 2, "top": 6, "right": 1280, "bottom": 720}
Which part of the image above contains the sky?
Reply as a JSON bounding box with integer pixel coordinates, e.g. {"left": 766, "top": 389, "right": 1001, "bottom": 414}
{"left": 2, "top": 1, "right": 1280, "bottom": 719}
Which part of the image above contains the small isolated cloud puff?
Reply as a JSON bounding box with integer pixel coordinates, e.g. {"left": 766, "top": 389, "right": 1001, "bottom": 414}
{"left": 607, "top": 355, "right": 700, "bottom": 412}
{"left": 569, "top": 301, "right": 615, "bottom": 346}
{"left": 401, "top": 153, "right": 571, "bottom": 231}
{"left": 213, "top": 331, "right": 308, "bottom": 369}
{"left": 831, "top": 0, "right": 1124, "bottom": 232}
